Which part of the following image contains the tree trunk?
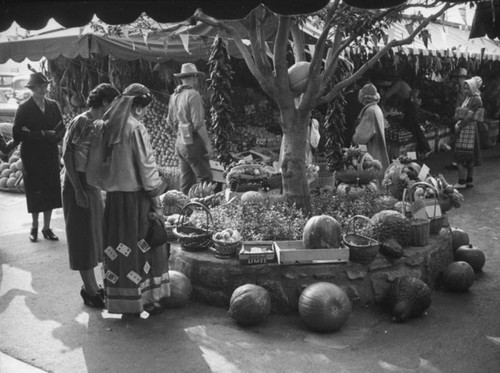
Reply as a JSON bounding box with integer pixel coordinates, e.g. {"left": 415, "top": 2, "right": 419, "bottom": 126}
{"left": 280, "top": 108, "right": 311, "bottom": 213}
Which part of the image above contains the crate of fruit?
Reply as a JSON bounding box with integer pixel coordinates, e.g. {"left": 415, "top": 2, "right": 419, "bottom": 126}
{"left": 238, "top": 241, "right": 276, "bottom": 265}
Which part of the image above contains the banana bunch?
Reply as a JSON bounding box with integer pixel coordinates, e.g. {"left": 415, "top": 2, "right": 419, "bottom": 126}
{"left": 191, "top": 191, "right": 225, "bottom": 208}
{"left": 188, "top": 181, "right": 218, "bottom": 199}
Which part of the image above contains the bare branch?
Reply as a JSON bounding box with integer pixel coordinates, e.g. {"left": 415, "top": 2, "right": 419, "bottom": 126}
{"left": 274, "top": 15, "right": 291, "bottom": 79}
{"left": 248, "top": 10, "right": 272, "bottom": 75}
{"left": 291, "top": 21, "right": 306, "bottom": 62}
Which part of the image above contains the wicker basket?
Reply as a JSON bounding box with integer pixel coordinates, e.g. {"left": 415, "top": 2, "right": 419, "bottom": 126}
{"left": 343, "top": 215, "right": 380, "bottom": 265}
{"left": 173, "top": 202, "right": 213, "bottom": 252}
{"left": 409, "top": 218, "right": 430, "bottom": 246}
{"left": 212, "top": 235, "right": 242, "bottom": 259}
{"left": 404, "top": 182, "right": 443, "bottom": 237}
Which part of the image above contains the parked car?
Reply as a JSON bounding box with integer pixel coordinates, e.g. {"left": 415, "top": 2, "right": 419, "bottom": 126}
{"left": 0, "top": 90, "right": 18, "bottom": 123}
{"left": 0, "top": 72, "right": 16, "bottom": 97}
{"left": 12, "top": 74, "right": 30, "bottom": 103}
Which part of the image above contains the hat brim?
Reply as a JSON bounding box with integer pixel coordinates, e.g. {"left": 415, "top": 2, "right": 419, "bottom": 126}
{"left": 174, "top": 72, "right": 205, "bottom": 78}
{"left": 26, "top": 79, "right": 52, "bottom": 88}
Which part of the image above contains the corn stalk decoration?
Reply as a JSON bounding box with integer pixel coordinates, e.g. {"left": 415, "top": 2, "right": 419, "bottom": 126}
{"left": 208, "top": 35, "right": 235, "bottom": 168}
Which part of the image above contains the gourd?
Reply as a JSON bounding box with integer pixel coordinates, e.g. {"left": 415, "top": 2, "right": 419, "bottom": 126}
{"left": 387, "top": 276, "right": 431, "bottom": 322}
{"left": 162, "top": 270, "right": 192, "bottom": 308}
{"left": 442, "top": 261, "right": 474, "bottom": 292}
{"left": 371, "top": 211, "right": 411, "bottom": 247}
{"left": 288, "top": 61, "right": 310, "bottom": 93}
{"left": 298, "top": 282, "right": 352, "bottom": 332}
{"left": 451, "top": 227, "right": 470, "bottom": 252}
{"left": 454, "top": 244, "right": 485, "bottom": 272}
{"left": 160, "top": 190, "right": 191, "bottom": 216}
{"left": 228, "top": 284, "right": 271, "bottom": 326}
{"left": 303, "top": 215, "right": 341, "bottom": 249}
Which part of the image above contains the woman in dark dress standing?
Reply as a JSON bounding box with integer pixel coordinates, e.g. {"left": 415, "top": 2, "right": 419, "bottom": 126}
{"left": 62, "top": 83, "right": 120, "bottom": 308}
{"left": 13, "top": 72, "right": 64, "bottom": 242}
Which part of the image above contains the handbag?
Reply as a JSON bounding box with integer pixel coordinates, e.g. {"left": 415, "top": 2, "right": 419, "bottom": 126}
{"left": 145, "top": 213, "right": 169, "bottom": 248}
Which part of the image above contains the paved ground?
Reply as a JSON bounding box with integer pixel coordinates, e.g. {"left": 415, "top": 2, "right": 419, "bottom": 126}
{"left": 1, "top": 145, "right": 500, "bottom": 373}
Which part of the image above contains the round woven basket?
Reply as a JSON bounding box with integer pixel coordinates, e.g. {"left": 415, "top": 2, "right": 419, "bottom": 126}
{"left": 212, "top": 235, "right": 242, "bottom": 259}
{"left": 173, "top": 202, "right": 213, "bottom": 252}
{"left": 343, "top": 215, "right": 380, "bottom": 265}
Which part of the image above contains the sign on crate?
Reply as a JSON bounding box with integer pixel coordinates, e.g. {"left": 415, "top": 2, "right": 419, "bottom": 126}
{"left": 239, "top": 241, "right": 276, "bottom": 265}
{"left": 274, "top": 241, "right": 349, "bottom": 265}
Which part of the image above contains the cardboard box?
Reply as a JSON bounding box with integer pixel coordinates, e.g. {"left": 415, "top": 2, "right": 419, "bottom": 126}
{"left": 273, "top": 241, "right": 349, "bottom": 265}
{"left": 209, "top": 160, "right": 226, "bottom": 184}
{"left": 239, "top": 241, "right": 276, "bottom": 265}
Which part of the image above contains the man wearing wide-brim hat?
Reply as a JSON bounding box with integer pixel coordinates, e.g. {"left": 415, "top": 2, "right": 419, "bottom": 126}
{"left": 12, "top": 70, "right": 64, "bottom": 242}
{"left": 167, "top": 63, "right": 213, "bottom": 195}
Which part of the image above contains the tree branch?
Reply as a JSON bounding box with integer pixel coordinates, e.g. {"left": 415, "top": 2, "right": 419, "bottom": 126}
{"left": 291, "top": 21, "right": 306, "bottom": 62}
{"left": 248, "top": 9, "right": 272, "bottom": 75}
{"left": 273, "top": 16, "right": 291, "bottom": 84}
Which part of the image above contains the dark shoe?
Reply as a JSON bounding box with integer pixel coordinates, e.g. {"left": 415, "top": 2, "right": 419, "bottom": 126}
{"left": 29, "top": 228, "right": 38, "bottom": 242}
{"left": 80, "top": 287, "right": 105, "bottom": 309}
{"left": 41, "top": 228, "right": 59, "bottom": 241}
{"left": 144, "top": 302, "right": 163, "bottom": 316}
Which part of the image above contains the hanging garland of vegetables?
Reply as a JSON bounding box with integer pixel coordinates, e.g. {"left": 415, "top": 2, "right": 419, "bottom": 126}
{"left": 323, "top": 68, "right": 348, "bottom": 172}
{"left": 207, "top": 35, "right": 235, "bottom": 169}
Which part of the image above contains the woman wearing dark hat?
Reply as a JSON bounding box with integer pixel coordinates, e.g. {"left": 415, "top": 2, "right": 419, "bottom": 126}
{"left": 167, "top": 63, "right": 213, "bottom": 195}
{"left": 62, "top": 83, "right": 120, "bottom": 309}
{"left": 86, "top": 83, "right": 170, "bottom": 317}
{"left": 13, "top": 71, "right": 65, "bottom": 242}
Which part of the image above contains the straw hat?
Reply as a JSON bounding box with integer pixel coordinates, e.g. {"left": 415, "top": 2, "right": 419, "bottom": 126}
{"left": 174, "top": 63, "right": 205, "bottom": 78}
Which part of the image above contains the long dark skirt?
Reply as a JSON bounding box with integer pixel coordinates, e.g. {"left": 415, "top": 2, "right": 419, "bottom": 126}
{"left": 23, "top": 155, "right": 62, "bottom": 213}
{"left": 62, "top": 172, "right": 103, "bottom": 271}
{"left": 103, "top": 191, "right": 170, "bottom": 314}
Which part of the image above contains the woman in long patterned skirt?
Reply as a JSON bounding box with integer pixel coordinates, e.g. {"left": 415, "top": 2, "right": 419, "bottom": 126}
{"left": 86, "top": 83, "right": 169, "bottom": 316}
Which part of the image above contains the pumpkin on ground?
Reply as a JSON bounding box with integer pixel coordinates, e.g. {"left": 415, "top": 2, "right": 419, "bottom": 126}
{"left": 454, "top": 244, "right": 486, "bottom": 272}
{"left": 303, "top": 215, "right": 341, "bottom": 249}
{"left": 387, "top": 276, "right": 432, "bottom": 322}
{"left": 298, "top": 282, "right": 352, "bottom": 332}
{"left": 451, "top": 227, "right": 470, "bottom": 252}
{"left": 240, "top": 191, "right": 265, "bottom": 204}
{"left": 161, "top": 270, "right": 192, "bottom": 308}
{"left": 228, "top": 284, "right": 271, "bottom": 326}
{"left": 442, "top": 261, "right": 474, "bottom": 292}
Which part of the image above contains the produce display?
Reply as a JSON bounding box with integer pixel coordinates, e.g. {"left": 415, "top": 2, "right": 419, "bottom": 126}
{"left": 0, "top": 149, "right": 24, "bottom": 192}
{"left": 162, "top": 270, "right": 192, "bottom": 309}
{"left": 442, "top": 261, "right": 475, "bottom": 292}
{"left": 298, "top": 282, "right": 352, "bottom": 332}
{"left": 228, "top": 284, "right": 271, "bottom": 326}
{"left": 225, "top": 161, "right": 270, "bottom": 192}
{"left": 450, "top": 227, "right": 470, "bottom": 252}
{"left": 454, "top": 244, "right": 486, "bottom": 272}
{"left": 387, "top": 276, "right": 432, "bottom": 322}
{"left": 336, "top": 147, "right": 382, "bottom": 185}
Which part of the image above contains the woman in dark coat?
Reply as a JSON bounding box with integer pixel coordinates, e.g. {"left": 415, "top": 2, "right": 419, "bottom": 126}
{"left": 13, "top": 72, "right": 64, "bottom": 242}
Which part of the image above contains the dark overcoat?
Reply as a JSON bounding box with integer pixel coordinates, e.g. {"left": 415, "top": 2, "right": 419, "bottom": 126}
{"left": 13, "top": 97, "right": 64, "bottom": 213}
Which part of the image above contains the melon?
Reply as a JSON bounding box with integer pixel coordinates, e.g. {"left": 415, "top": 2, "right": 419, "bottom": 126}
{"left": 162, "top": 270, "right": 192, "bottom": 308}
{"left": 303, "top": 215, "right": 342, "bottom": 249}
{"left": 0, "top": 163, "right": 9, "bottom": 171}
{"left": 1, "top": 169, "right": 10, "bottom": 178}
{"left": 298, "top": 282, "right": 352, "bottom": 332}
{"left": 442, "top": 261, "right": 474, "bottom": 292}
{"left": 6, "top": 178, "right": 16, "bottom": 188}
{"left": 228, "top": 284, "right": 271, "bottom": 326}
{"left": 15, "top": 160, "right": 23, "bottom": 171}
{"left": 240, "top": 191, "right": 264, "bottom": 204}
{"left": 0, "top": 177, "right": 7, "bottom": 188}
{"left": 288, "top": 61, "right": 310, "bottom": 94}
{"left": 8, "top": 155, "right": 18, "bottom": 164}
{"left": 9, "top": 163, "right": 17, "bottom": 172}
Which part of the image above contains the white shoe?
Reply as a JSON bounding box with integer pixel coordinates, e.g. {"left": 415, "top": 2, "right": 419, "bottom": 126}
{"left": 453, "top": 183, "right": 466, "bottom": 189}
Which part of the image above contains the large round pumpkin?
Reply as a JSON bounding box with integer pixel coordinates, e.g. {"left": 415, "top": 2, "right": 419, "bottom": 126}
{"left": 442, "top": 261, "right": 474, "bottom": 292}
{"left": 298, "top": 282, "right": 352, "bottom": 332}
{"left": 228, "top": 284, "right": 271, "bottom": 326}
{"left": 240, "top": 191, "right": 265, "bottom": 204}
{"left": 454, "top": 244, "right": 486, "bottom": 272}
{"left": 162, "top": 270, "right": 192, "bottom": 308}
{"left": 303, "top": 215, "right": 341, "bottom": 249}
{"left": 451, "top": 227, "right": 469, "bottom": 252}
{"left": 288, "top": 61, "right": 310, "bottom": 93}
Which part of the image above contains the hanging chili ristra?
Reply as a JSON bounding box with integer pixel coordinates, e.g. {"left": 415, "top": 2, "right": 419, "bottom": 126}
{"left": 207, "top": 35, "right": 235, "bottom": 169}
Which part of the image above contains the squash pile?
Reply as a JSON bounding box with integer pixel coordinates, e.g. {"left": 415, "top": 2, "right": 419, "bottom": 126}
{"left": 0, "top": 149, "right": 24, "bottom": 192}
{"left": 336, "top": 148, "right": 381, "bottom": 196}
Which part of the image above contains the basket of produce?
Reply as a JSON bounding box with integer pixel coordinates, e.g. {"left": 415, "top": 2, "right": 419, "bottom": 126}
{"left": 212, "top": 228, "right": 243, "bottom": 259}
{"left": 343, "top": 215, "right": 380, "bottom": 265}
{"left": 336, "top": 148, "right": 382, "bottom": 185}
{"left": 164, "top": 214, "right": 191, "bottom": 242}
{"left": 405, "top": 182, "right": 445, "bottom": 235}
{"left": 382, "top": 156, "right": 421, "bottom": 200}
{"left": 173, "top": 202, "right": 213, "bottom": 252}
{"left": 402, "top": 187, "right": 430, "bottom": 246}
{"left": 226, "top": 163, "right": 270, "bottom": 192}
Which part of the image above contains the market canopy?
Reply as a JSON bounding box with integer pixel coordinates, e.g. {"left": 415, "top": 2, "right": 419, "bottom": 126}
{"left": 0, "top": 0, "right": 330, "bottom": 32}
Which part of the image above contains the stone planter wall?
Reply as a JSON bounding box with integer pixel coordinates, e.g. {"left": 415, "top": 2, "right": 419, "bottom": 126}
{"left": 170, "top": 229, "right": 453, "bottom": 314}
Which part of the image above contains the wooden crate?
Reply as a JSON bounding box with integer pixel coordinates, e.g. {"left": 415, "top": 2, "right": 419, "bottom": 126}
{"left": 238, "top": 241, "right": 276, "bottom": 265}
{"left": 273, "top": 240, "right": 349, "bottom": 265}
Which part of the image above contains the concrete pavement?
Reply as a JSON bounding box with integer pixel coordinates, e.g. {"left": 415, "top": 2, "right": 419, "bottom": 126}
{"left": 1, "top": 145, "right": 500, "bottom": 373}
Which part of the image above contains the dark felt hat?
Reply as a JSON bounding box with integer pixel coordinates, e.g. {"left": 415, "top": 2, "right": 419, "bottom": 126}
{"left": 26, "top": 72, "right": 51, "bottom": 88}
